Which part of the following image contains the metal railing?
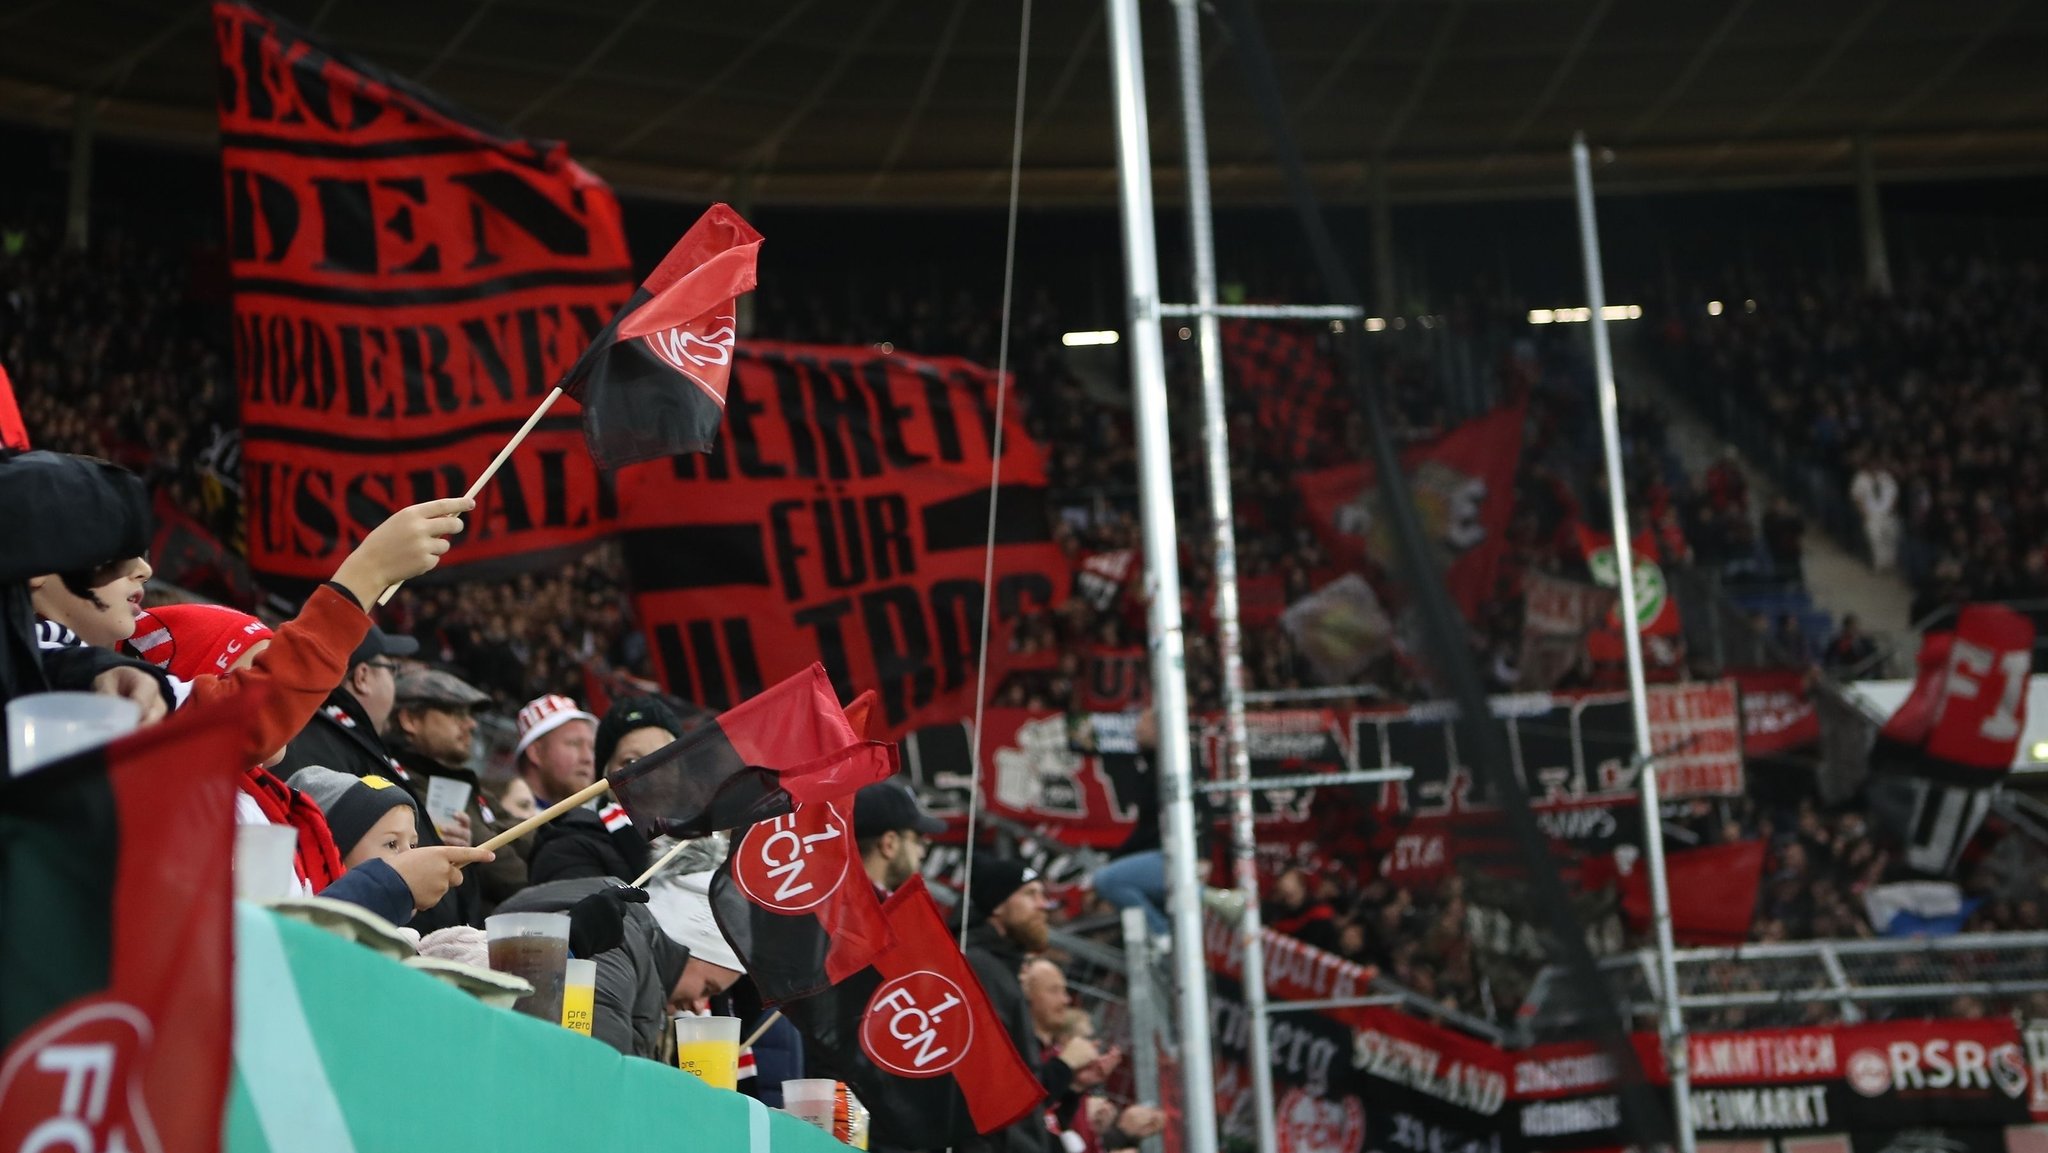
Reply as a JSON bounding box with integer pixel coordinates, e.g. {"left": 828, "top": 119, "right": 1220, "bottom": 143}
{"left": 1519, "top": 931, "right": 2048, "bottom": 1039}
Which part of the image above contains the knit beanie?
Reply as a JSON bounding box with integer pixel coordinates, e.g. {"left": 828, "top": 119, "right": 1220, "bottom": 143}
{"left": 645, "top": 869, "right": 744, "bottom": 973}
{"left": 138, "top": 603, "right": 275, "bottom": 680}
{"left": 968, "top": 854, "right": 1039, "bottom": 921}
{"left": 289, "top": 765, "right": 418, "bottom": 857}
{"left": 594, "top": 695, "right": 685, "bottom": 773}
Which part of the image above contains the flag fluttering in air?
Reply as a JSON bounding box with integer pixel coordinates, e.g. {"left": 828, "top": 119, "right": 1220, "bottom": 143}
{"left": 0, "top": 695, "right": 253, "bottom": 1153}
{"left": 0, "top": 363, "right": 27, "bottom": 451}
{"left": 777, "top": 877, "right": 1045, "bottom": 1147}
{"left": 606, "top": 663, "right": 898, "bottom": 839}
{"left": 561, "top": 203, "right": 764, "bottom": 471}
{"left": 710, "top": 797, "right": 897, "bottom": 999}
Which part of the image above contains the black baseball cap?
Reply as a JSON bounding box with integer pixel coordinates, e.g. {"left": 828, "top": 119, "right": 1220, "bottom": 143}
{"left": 348, "top": 625, "right": 420, "bottom": 669}
{"left": 853, "top": 780, "right": 947, "bottom": 839}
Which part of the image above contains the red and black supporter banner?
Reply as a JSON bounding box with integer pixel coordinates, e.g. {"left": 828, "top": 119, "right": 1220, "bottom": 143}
{"left": 1200, "top": 908, "right": 2048, "bottom": 1152}
{"left": 0, "top": 695, "right": 252, "bottom": 1153}
{"left": 1294, "top": 404, "right": 1524, "bottom": 623}
{"left": 1733, "top": 667, "right": 1821, "bottom": 757}
{"left": 778, "top": 876, "right": 1044, "bottom": 1147}
{"left": 1575, "top": 526, "right": 1685, "bottom": 678}
{"left": 710, "top": 798, "right": 896, "bottom": 1001}
{"left": 896, "top": 683, "right": 1743, "bottom": 875}
{"left": 1220, "top": 319, "right": 1348, "bottom": 465}
{"left": 215, "top": 2, "right": 631, "bottom": 586}
{"left": 617, "top": 342, "right": 1067, "bottom": 733}
{"left": 1879, "top": 605, "right": 2035, "bottom": 784}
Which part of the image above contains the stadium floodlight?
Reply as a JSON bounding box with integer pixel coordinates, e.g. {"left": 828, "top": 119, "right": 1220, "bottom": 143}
{"left": 1708, "top": 300, "right": 1725, "bottom": 316}
{"left": 1061, "top": 329, "right": 1121, "bottom": 346}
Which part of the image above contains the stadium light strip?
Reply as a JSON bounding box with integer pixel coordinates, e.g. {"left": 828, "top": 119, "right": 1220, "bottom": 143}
{"left": 1062, "top": 330, "right": 1122, "bottom": 346}
{"left": 1527, "top": 305, "right": 1642, "bottom": 325}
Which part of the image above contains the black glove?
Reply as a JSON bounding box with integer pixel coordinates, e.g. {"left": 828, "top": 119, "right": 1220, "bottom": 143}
{"left": 568, "top": 885, "right": 650, "bottom": 958}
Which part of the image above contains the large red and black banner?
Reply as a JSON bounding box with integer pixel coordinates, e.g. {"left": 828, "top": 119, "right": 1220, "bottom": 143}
{"left": 1220, "top": 319, "right": 1348, "bottom": 464}
{"left": 215, "top": 2, "right": 631, "bottom": 586}
{"left": 617, "top": 343, "right": 1067, "bottom": 733}
{"left": 1294, "top": 404, "right": 1525, "bottom": 622}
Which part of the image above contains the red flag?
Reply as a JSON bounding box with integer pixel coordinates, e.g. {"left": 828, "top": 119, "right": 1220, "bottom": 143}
{"left": 1603, "top": 840, "right": 1765, "bottom": 945}
{"left": 606, "top": 663, "right": 898, "bottom": 838}
{"left": 0, "top": 363, "right": 26, "bottom": 451}
{"left": 0, "top": 693, "right": 252, "bottom": 1153}
{"left": 1879, "top": 605, "right": 2034, "bottom": 783}
{"left": 778, "top": 877, "right": 1045, "bottom": 1146}
{"left": 710, "top": 798, "right": 897, "bottom": 998}
{"left": 560, "top": 204, "right": 763, "bottom": 471}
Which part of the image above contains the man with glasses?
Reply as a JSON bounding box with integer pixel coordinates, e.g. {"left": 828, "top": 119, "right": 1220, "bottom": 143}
{"left": 277, "top": 626, "right": 414, "bottom": 784}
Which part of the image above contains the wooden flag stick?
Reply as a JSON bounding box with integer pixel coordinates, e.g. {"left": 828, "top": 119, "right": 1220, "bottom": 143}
{"left": 629, "top": 836, "right": 698, "bottom": 889}
{"left": 477, "top": 773, "right": 608, "bottom": 853}
{"left": 377, "top": 385, "right": 566, "bottom": 606}
{"left": 741, "top": 1011, "right": 782, "bottom": 1050}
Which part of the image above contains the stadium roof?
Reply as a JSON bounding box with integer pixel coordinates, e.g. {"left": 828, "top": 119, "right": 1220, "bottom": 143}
{"left": 3, "top": 0, "right": 2048, "bottom": 206}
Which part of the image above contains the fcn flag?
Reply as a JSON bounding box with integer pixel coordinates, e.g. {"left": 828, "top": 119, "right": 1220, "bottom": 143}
{"left": 560, "top": 204, "right": 764, "bottom": 472}
{"left": 607, "top": 663, "right": 898, "bottom": 839}
{"left": 0, "top": 696, "right": 251, "bottom": 1153}
{"left": 709, "top": 798, "right": 897, "bottom": 1000}
{"left": 779, "top": 877, "right": 1044, "bottom": 1147}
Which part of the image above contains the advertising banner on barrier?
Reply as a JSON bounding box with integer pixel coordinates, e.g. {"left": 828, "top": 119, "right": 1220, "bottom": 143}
{"left": 896, "top": 683, "right": 1745, "bottom": 866}
{"left": 215, "top": 2, "right": 631, "bottom": 587}
{"left": 1199, "top": 909, "right": 2048, "bottom": 1151}
{"left": 617, "top": 343, "right": 1067, "bottom": 730}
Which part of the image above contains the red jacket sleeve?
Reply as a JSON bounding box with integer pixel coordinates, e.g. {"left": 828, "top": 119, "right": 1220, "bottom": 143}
{"left": 183, "top": 585, "right": 372, "bottom": 765}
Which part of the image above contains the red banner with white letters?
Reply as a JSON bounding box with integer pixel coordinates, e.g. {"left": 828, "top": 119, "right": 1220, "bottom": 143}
{"left": 215, "top": 2, "right": 630, "bottom": 586}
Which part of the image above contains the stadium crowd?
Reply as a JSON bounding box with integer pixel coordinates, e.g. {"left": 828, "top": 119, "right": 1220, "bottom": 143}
{"left": 1661, "top": 256, "right": 2048, "bottom": 626}
{"left": 7, "top": 205, "right": 2046, "bottom": 1056}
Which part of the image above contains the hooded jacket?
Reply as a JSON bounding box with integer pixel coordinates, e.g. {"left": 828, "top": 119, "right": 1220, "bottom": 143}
{"left": 493, "top": 877, "right": 690, "bottom": 1060}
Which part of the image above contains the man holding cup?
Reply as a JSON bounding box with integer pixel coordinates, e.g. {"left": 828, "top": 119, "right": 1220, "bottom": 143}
{"left": 493, "top": 868, "right": 743, "bottom": 1059}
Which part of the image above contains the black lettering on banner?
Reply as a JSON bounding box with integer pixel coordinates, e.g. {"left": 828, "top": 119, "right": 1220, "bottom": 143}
{"left": 219, "top": 3, "right": 629, "bottom": 584}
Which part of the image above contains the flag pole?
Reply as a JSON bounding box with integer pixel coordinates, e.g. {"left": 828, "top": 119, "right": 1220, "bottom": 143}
{"left": 1571, "top": 131, "right": 1696, "bottom": 1152}
{"left": 1105, "top": 3, "right": 1220, "bottom": 1153}
{"left": 376, "top": 386, "right": 565, "bottom": 605}
{"left": 1167, "top": 3, "right": 1276, "bottom": 1152}
{"left": 476, "top": 773, "right": 608, "bottom": 853}
{"left": 629, "top": 835, "right": 697, "bottom": 888}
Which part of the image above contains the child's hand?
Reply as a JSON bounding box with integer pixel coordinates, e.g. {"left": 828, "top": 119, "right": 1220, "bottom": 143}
{"left": 332, "top": 498, "right": 474, "bottom": 607}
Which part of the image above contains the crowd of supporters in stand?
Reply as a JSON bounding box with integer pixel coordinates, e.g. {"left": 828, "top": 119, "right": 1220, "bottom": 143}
{"left": 1662, "top": 257, "right": 2048, "bottom": 626}
{"left": 10, "top": 212, "right": 2046, "bottom": 1038}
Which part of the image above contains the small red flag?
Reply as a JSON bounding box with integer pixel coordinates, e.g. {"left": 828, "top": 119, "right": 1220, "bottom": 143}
{"left": 606, "top": 663, "right": 897, "bottom": 839}
{"left": 710, "top": 797, "right": 898, "bottom": 998}
{"left": 559, "top": 204, "right": 763, "bottom": 471}
{"left": 778, "top": 877, "right": 1045, "bottom": 1146}
{"left": 0, "top": 363, "right": 28, "bottom": 451}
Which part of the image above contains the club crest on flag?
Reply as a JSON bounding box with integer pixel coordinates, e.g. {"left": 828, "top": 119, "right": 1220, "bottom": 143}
{"left": 861, "top": 970, "right": 974, "bottom": 1078}
{"left": 0, "top": 1001, "right": 159, "bottom": 1153}
{"left": 732, "top": 805, "right": 856, "bottom": 914}
{"left": 639, "top": 315, "right": 738, "bottom": 403}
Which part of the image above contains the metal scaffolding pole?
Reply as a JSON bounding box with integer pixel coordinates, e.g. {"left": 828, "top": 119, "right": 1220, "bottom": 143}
{"left": 1167, "top": 3, "right": 1273, "bottom": 1151}
{"left": 1571, "top": 132, "right": 1696, "bottom": 1152}
{"left": 1105, "top": 4, "right": 1219, "bottom": 1153}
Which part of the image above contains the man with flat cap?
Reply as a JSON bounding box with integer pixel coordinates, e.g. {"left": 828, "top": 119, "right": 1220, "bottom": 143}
{"left": 387, "top": 665, "right": 527, "bottom": 915}
{"left": 853, "top": 778, "right": 947, "bottom": 896}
